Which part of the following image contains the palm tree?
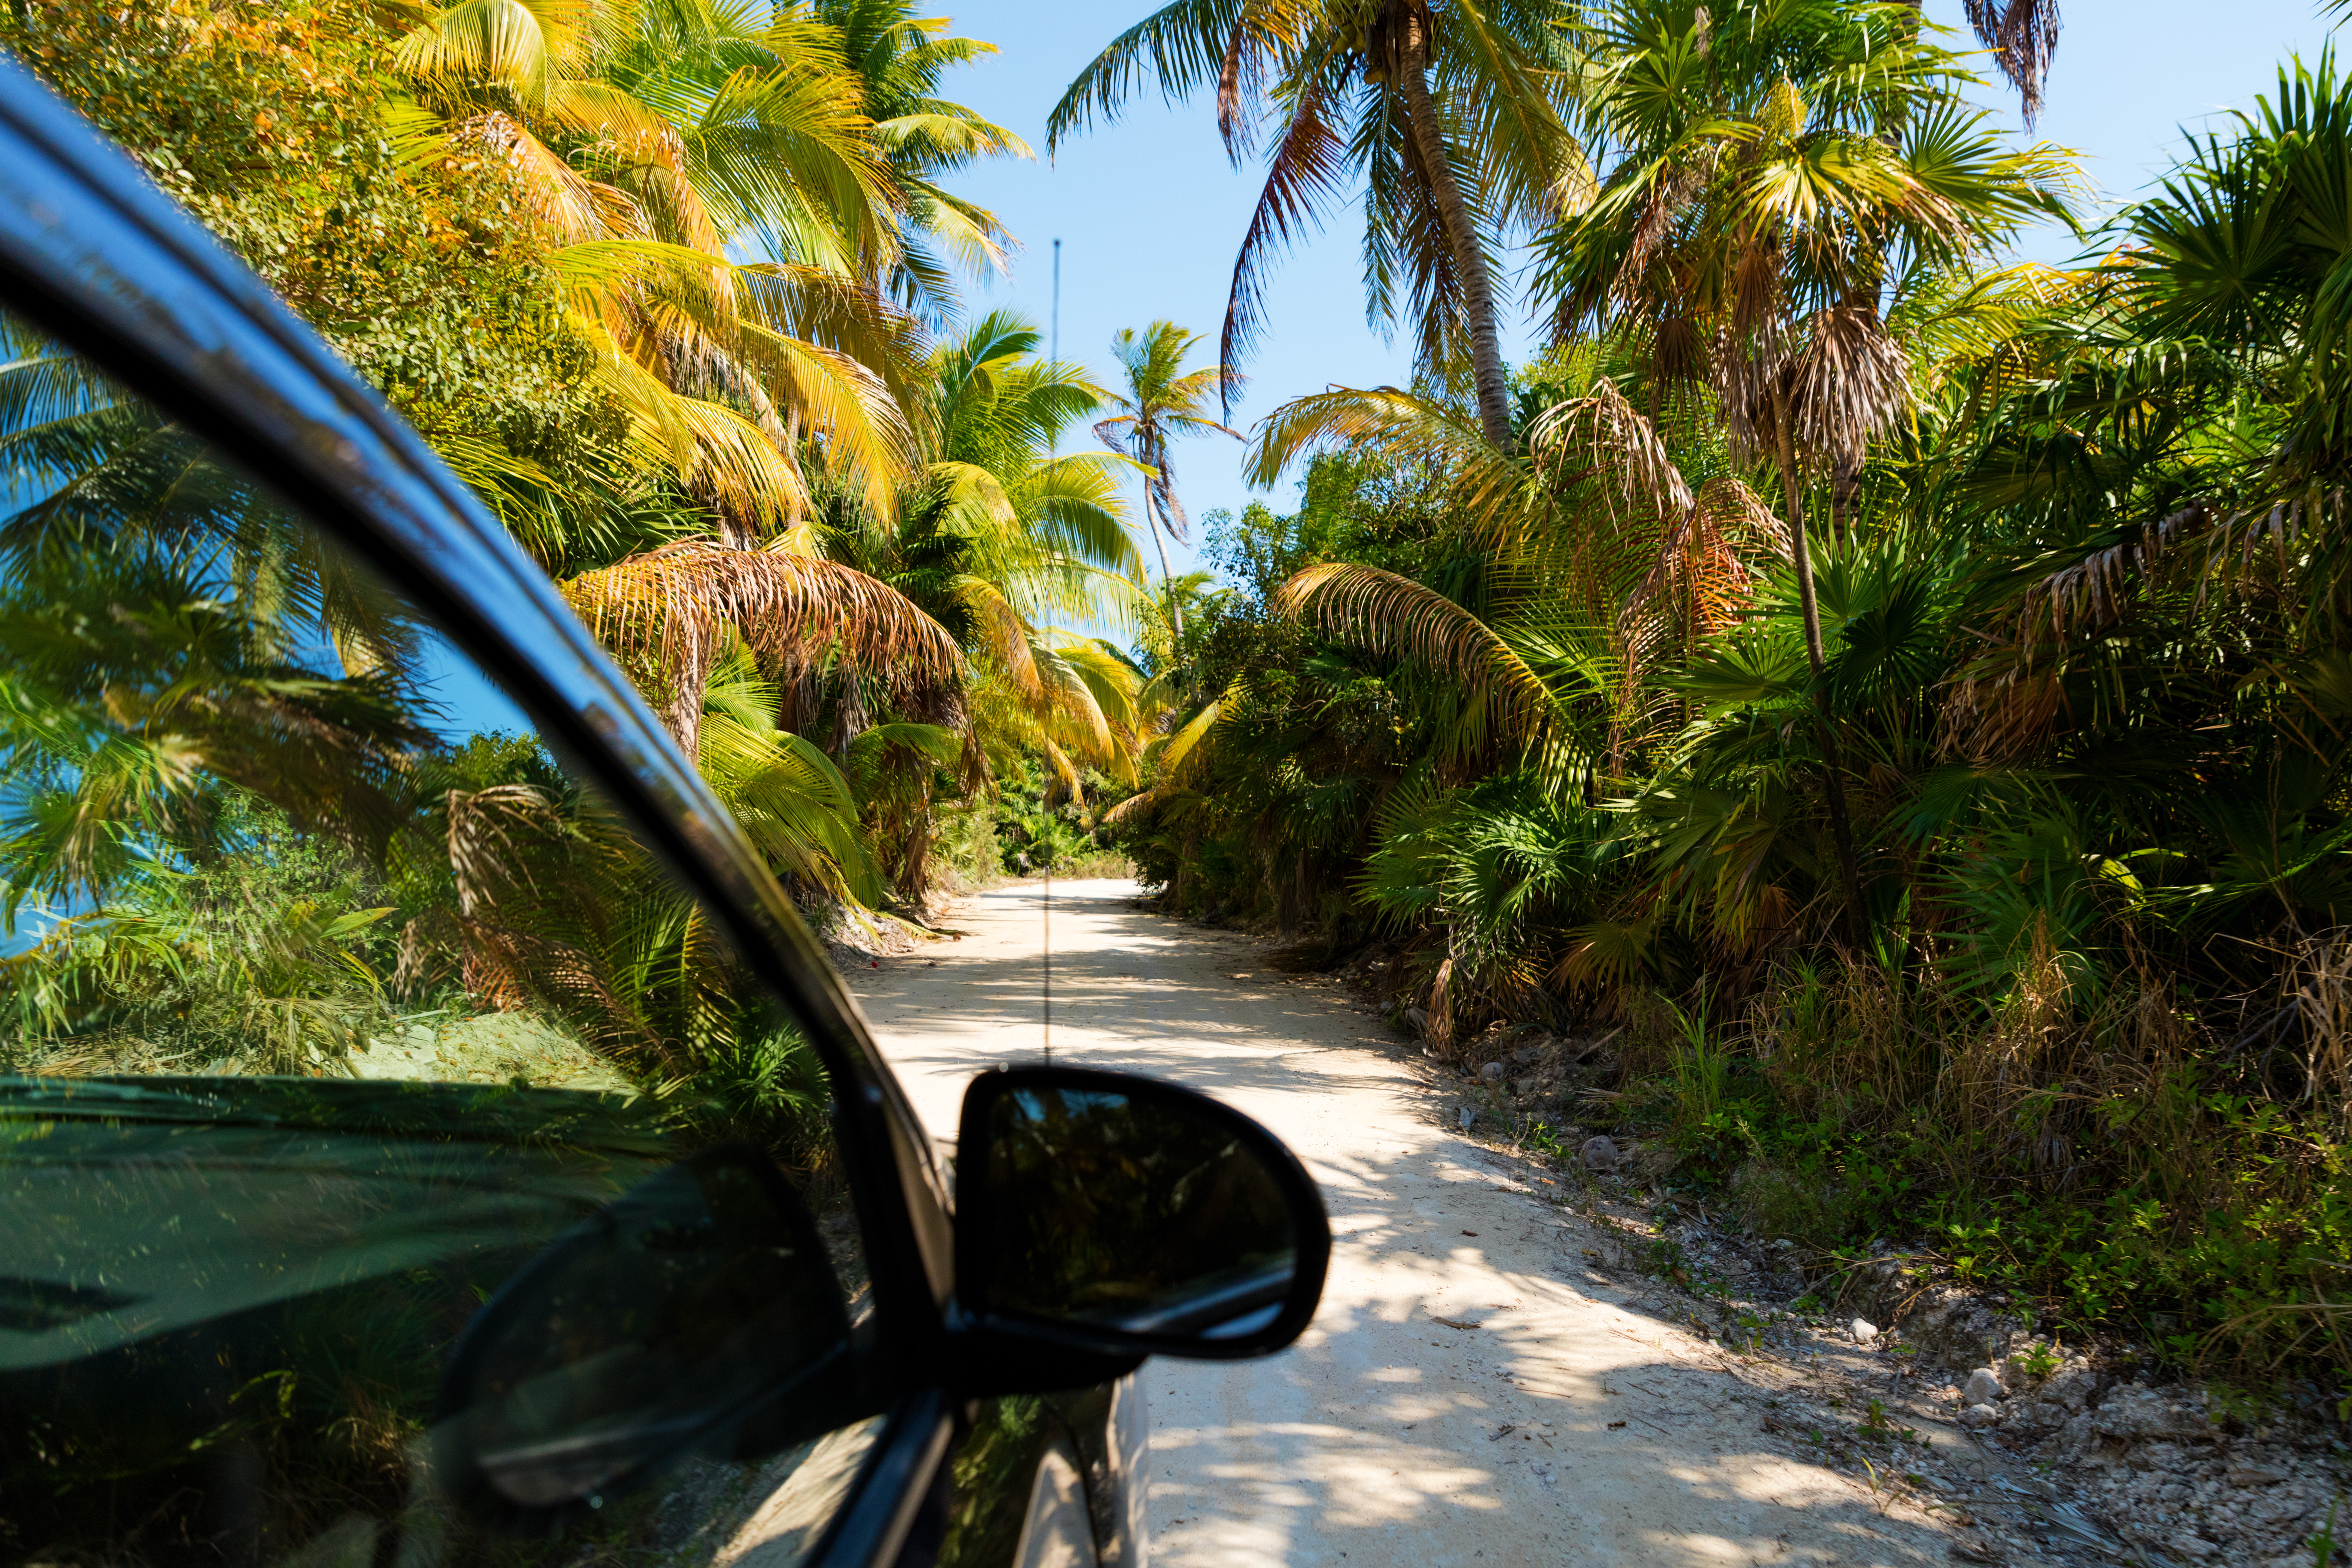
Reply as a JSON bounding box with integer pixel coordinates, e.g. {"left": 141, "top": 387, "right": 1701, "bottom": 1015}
{"left": 823, "top": 0, "right": 1033, "bottom": 325}
{"left": 821, "top": 311, "right": 1143, "bottom": 747}
{"left": 1244, "top": 378, "right": 1782, "bottom": 792}
{"left": 1049, "top": 0, "right": 1582, "bottom": 447}
{"left": 386, "top": 0, "right": 937, "bottom": 535}
{"left": 1094, "top": 323, "right": 1241, "bottom": 647}
{"left": 809, "top": 313, "right": 1152, "bottom": 892}
{"left": 1535, "top": 0, "right": 2074, "bottom": 917}
{"left": 558, "top": 543, "right": 967, "bottom": 765}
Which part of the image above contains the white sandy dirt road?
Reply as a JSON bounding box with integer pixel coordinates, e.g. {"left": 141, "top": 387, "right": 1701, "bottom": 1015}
{"left": 845, "top": 880, "right": 1963, "bottom": 1568}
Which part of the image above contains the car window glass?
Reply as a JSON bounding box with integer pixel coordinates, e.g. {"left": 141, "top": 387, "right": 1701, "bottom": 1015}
{"left": 0, "top": 312, "right": 886, "bottom": 1568}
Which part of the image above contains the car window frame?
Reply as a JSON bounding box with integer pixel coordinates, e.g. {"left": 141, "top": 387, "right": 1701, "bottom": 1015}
{"left": 0, "top": 53, "right": 957, "bottom": 1568}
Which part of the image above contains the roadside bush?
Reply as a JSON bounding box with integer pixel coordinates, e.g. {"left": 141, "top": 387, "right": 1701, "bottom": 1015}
{"left": 1573, "top": 957, "right": 2352, "bottom": 1395}
{"left": 1729, "top": 1161, "right": 1844, "bottom": 1248}
{"left": 1, "top": 0, "right": 621, "bottom": 533}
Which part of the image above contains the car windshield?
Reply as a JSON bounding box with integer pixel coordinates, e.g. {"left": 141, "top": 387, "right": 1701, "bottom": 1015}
{"left": 0, "top": 310, "right": 883, "bottom": 1567}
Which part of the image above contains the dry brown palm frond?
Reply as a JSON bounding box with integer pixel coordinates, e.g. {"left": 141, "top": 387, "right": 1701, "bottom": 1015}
{"left": 1527, "top": 379, "right": 1696, "bottom": 715}
{"left": 1615, "top": 161, "right": 1704, "bottom": 307}
{"left": 1625, "top": 472, "right": 1788, "bottom": 668}
{"left": 1729, "top": 239, "right": 1784, "bottom": 343}
{"left": 1519, "top": 378, "right": 1785, "bottom": 706}
{"left": 1649, "top": 315, "right": 1705, "bottom": 397}
{"left": 2018, "top": 502, "right": 2216, "bottom": 642}
{"left": 463, "top": 111, "right": 640, "bottom": 242}
{"left": 562, "top": 543, "right": 965, "bottom": 758}
{"left": 1941, "top": 636, "right": 2073, "bottom": 764}
{"left": 1945, "top": 500, "right": 2271, "bottom": 761}
{"left": 1276, "top": 562, "right": 1554, "bottom": 755}
{"left": 1699, "top": 472, "right": 1791, "bottom": 561}
{"left": 1965, "top": 0, "right": 2063, "bottom": 126}
{"left": 1427, "top": 954, "right": 1457, "bottom": 1059}
{"left": 1530, "top": 376, "right": 1694, "bottom": 520}
{"left": 1214, "top": 7, "right": 1263, "bottom": 157}
{"left": 1788, "top": 305, "right": 1912, "bottom": 476}
{"left": 1712, "top": 329, "right": 1787, "bottom": 470}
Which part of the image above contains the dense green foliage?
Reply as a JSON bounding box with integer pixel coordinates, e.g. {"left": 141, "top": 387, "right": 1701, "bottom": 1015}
{"left": 2, "top": 0, "right": 622, "bottom": 500}
{"left": 1105, "top": 9, "right": 2352, "bottom": 1392}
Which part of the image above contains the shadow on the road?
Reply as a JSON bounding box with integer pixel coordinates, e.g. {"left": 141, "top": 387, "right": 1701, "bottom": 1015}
{"left": 856, "top": 885, "right": 1945, "bottom": 1566}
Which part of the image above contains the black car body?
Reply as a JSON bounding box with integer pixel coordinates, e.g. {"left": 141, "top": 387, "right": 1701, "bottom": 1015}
{"left": 0, "top": 58, "right": 1328, "bottom": 1568}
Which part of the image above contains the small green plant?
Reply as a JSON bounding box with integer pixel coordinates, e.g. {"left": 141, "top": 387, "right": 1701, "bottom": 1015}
{"left": 2012, "top": 1341, "right": 2061, "bottom": 1382}
{"left": 1526, "top": 1120, "right": 1572, "bottom": 1166}
{"left": 1729, "top": 1160, "right": 1840, "bottom": 1246}
{"left": 2311, "top": 1498, "right": 2341, "bottom": 1568}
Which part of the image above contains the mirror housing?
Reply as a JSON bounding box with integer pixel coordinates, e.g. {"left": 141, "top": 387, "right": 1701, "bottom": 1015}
{"left": 953, "top": 1066, "right": 1329, "bottom": 1363}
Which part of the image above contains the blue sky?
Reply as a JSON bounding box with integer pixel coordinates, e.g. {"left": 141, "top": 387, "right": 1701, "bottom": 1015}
{"left": 937, "top": 0, "right": 2341, "bottom": 580}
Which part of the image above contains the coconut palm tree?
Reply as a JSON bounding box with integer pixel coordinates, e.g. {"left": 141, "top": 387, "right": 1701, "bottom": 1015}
{"left": 823, "top": 0, "right": 1032, "bottom": 325}
{"left": 801, "top": 313, "right": 1152, "bottom": 890}
{"left": 1243, "top": 378, "right": 1783, "bottom": 791}
{"left": 1049, "top": 0, "right": 1583, "bottom": 448}
{"left": 1093, "top": 322, "right": 1241, "bottom": 648}
{"left": 558, "top": 543, "right": 966, "bottom": 765}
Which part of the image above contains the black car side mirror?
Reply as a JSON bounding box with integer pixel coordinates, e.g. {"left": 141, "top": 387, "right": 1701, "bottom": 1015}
{"left": 954, "top": 1066, "right": 1330, "bottom": 1361}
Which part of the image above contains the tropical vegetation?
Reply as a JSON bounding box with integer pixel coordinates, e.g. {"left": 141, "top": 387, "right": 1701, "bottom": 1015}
{"left": 0, "top": 0, "right": 1146, "bottom": 1166}
{"left": 7, "top": 0, "right": 2352, "bottom": 1399}
{"left": 1074, "top": 0, "right": 2352, "bottom": 1392}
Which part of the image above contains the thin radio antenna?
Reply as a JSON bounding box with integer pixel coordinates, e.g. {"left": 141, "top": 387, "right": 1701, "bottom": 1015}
{"left": 1043, "top": 236, "right": 1061, "bottom": 1060}
{"left": 1041, "top": 851, "right": 1051, "bottom": 1063}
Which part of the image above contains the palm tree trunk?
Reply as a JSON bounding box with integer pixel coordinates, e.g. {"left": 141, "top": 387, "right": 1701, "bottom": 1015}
{"left": 1831, "top": 0, "right": 1922, "bottom": 543}
{"left": 1772, "top": 384, "right": 1865, "bottom": 933}
{"left": 1399, "top": 10, "right": 1513, "bottom": 451}
{"left": 656, "top": 622, "right": 716, "bottom": 765}
{"left": 1143, "top": 481, "right": 1183, "bottom": 647}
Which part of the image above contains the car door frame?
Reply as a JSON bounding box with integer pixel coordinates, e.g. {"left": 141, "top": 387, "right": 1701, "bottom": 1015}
{"left": 0, "top": 55, "right": 992, "bottom": 1568}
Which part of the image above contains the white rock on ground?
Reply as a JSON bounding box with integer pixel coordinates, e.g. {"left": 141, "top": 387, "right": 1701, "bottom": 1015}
{"left": 1962, "top": 1367, "right": 2005, "bottom": 1406}
{"left": 848, "top": 879, "right": 1964, "bottom": 1568}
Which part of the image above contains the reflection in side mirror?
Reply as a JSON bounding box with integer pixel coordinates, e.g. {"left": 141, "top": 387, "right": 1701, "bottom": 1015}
{"left": 434, "top": 1143, "right": 863, "bottom": 1531}
{"left": 955, "top": 1067, "right": 1330, "bottom": 1360}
